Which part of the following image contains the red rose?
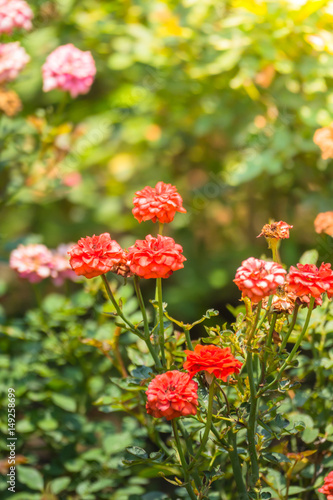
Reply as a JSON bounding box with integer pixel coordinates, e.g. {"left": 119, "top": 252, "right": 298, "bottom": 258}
{"left": 183, "top": 344, "right": 242, "bottom": 381}
{"left": 146, "top": 370, "right": 198, "bottom": 420}
{"left": 68, "top": 233, "right": 124, "bottom": 279}
{"left": 132, "top": 181, "right": 186, "bottom": 224}
{"left": 127, "top": 234, "right": 186, "bottom": 279}
{"left": 318, "top": 471, "right": 333, "bottom": 499}
{"left": 287, "top": 262, "right": 333, "bottom": 299}
{"left": 234, "top": 257, "right": 286, "bottom": 303}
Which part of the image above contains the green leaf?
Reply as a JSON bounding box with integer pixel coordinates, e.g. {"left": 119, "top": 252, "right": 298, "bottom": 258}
{"left": 263, "top": 452, "right": 291, "bottom": 464}
{"left": 17, "top": 466, "right": 44, "bottom": 491}
{"left": 131, "top": 366, "right": 153, "bottom": 379}
{"left": 126, "top": 446, "right": 148, "bottom": 459}
{"left": 302, "top": 427, "right": 319, "bottom": 443}
{"left": 50, "top": 477, "right": 71, "bottom": 494}
{"left": 51, "top": 393, "right": 77, "bottom": 412}
{"left": 299, "top": 249, "right": 319, "bottom": 265}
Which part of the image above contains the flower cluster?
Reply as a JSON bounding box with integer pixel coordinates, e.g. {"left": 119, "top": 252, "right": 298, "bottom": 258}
{"left": 0, "top": 42, "right": 30, "bottom": 84}
{"left": 183, "top": 344, "right": 242, "bottom": 382}
{"left": 318, "top": 471, "right": 333, "bottom": 499}
{"left": 42, "top": 44, "right": 96, "bottom": 98}
{"left": 0, "top": 0, "right": 33, "bottom": 34}
{"left": 127, "top": 234, "right": 186, "bottom": 279}
{"left": 132, "top": 181, "right": 186, "bottom": 224}
{"left": 10, "top": 243, "right": 77, "bottom": 285}
{"left": 234, "top": 257, "right": 287, "bottom": 303}
{"left": 287, "top": 263, "right": 333, "bottom": 299}
{"left": 146, "top": 371, "right": 198, "bottom": 420}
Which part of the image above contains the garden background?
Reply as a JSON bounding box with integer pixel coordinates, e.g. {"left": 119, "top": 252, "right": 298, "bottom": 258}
{"left": 1, "top": 0, "right": 333, "bottom": 499}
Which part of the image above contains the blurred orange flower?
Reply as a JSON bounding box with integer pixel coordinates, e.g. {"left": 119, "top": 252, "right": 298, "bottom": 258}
{"left": 313, "top": 124, "right": 333, "bottom": 159}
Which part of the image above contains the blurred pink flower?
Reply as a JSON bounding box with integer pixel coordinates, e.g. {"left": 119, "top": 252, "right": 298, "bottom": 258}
{"left": 10, "top": 244, "right": 53, "bottom": 283}
{"left": 0, "top": 42, "right": 30, "bottom": 84}
{"left": 0, "top": 0, "right": 33, "bottom": 34}
{"left": 42, "top": 44, "right": 96, "bottom": 98}
{"left": 62, "top": 172, "right": 82, "bottom": 187}
{"left": 50, "top": 244, "right": 78, "bottom": 286}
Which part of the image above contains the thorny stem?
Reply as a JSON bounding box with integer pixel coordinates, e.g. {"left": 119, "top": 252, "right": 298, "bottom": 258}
{"left": 171, "top": 420, "right": 198, "bottom": 500}
{"left": 184, "top": 329, "right": 194, "bottom": 350}
{"left": 156, "top": 277, "right": 167, "bottom": 366}
{"left": 260, "top": 312, "right": 278, "bottom": 386}
{"left": 246, "top": 350, "right": 260, "bottom": 493}
{"left": 192, "top": 379, "right": 215, "bottom": 462}
{"left": 257, "top": 295, "right": 273, "bottom": 331}
{"left": 227, "top": 429, "right": 250, "bottom": 500}
{"left": 133, "top": 276, "right": 162, "bottom": 368}
{"left": 247, "top": 301, "right": 262, "bottom": 345}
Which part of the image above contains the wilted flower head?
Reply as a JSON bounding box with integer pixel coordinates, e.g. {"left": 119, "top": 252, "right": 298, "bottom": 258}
{"left": 10, "top": 244, "right": 53, "bottom": 283}
{"left": 314, "top": 211, "right": 333, "bottom": 237}
{"left": 0, "top": 0, "right": 33, "bottom": 34}
{"left": 68, "top": 233, "right": 124, "bottom": 279}
{"left": 234, "top": 257, "right": 286, "bottom": 303}
{"left": 0, "top": 42, "right": 30, "bottom": 84}
{"left": 318, "top": 471, "right": 333, "bottom": 499}
{"left": 127, "top": 234, "right": 186, "bottom": 279}
{"left": 42, "top": 44, "right": 96, "bottom": 98}
{"left": 257, "top": 221, "right": 293, "bottom": 240}
{"left": 287, "top": 262, "right": 333, "bottom": 299}
{"left": 146, "top": 370, "right": 198, "bottom": 420}
{"left": 183, "top": 344, "right": 242, "bottom": 382}
{"left": 262, "top": 285, "right": 296, "bottom": 315}
{"left": 132, "top": 181, "right": 186, "bottom": 224}
{"left": 313, "top": 124, "right": 333, "bottom": 159}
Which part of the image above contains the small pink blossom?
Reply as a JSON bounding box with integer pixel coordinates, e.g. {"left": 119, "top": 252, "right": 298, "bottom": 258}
{"left": 10, "top": 244, "right": 53, "bottom": 283}
{"left": 0, "top": 0, "right": 33, "bottom": 34}
{"left": 42, "top": 44, "right": 96, "bottom": 98}
{"left": 50, "top": 244, "right": 78, "bottom": 286}
{"left": 234, "top": 257, "right": 287, "bottom": 303}
{"left": 0, "top": 42, "right": 30, "bottom": 84}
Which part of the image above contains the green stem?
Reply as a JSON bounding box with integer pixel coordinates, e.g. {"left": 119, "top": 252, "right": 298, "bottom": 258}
{"left": 247, "top": 301, "right": 262, "bottom": 345}
{"left": 246, "top": 350, "right": 260, "bottom": 491}
{"left": 260, "top": 313, "right": 278, "bottom": 387}
{"left": 177, "top": 421, "right": 202, "bottom": 490}
{"left": 258, "top": 297, "right": 315, "bottom": 397}
{"left": 257, "top": 295, "right": 273, "bottom": 331}
{"left": 192, "top": 379, "right": 215, "bottom": 462}
{"left": 158, "top": 222, "right": 164, "bottom": 235}
{"left": 101, "top": 275, "right": 137, "bottom": 332}
{"left": 279, "top": 303, "right": 300, "bottom": 351}
{"left": 184, "top": 329, "right": 194, "bottom": 350}
{"left": 156, "top": 277, "right": 166, "bottom": 366}
{"left": 171, "top": 420, "right": 198, "bottom": 500}
{"left": 227, "top": 429, "right": 249, "bottom": 500}
{"left": 133, "top": 276, "right": 162, "bottom": 368}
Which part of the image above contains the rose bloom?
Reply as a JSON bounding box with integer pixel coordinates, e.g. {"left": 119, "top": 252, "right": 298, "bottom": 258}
{"left": 146, "top": 370, "right": 198, "bottom": 420}
{"left": 318, "top": 471, "right": 333, "bottom": 500}
{"left": 68, "top": 233, "right": 124, "bottom": 279}
{"left": 313, "top": 124, "right": 333, "bottom": 160}
{"left": 42, "top": 44, "right": 96, "bottom": 98}
{"left": 257, "top": 220, "right": 293, "bottom": 240}
{"left": 127, "top": 234, "right": 186, "bottom": 279}
{"left": 10, "top": 244, "right": 53, "bottom": 283}
{"left": 234, "top": 257, "right": 286, "bottom": 303}
{"left": 287, "top": 262, "right": 333, "bottom": 299}
{"left": 0, "top": 42, "right": 30, "bottom": 84}
{"left": 183, "top": 344, "right": 242, "bottom": 382}
{"left": 314, "top": 211, "right": 333, "bottom": 237}
{"left": 132, "top": 181, "right": 186, "bottom": 224}
{"left": 0, "top": 0, "right": 33, "bottom": 34}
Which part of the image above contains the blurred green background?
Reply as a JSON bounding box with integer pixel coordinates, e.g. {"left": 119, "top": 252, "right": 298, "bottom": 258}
{"left": 1, "top": 0, "right": 333, "bottom": 498}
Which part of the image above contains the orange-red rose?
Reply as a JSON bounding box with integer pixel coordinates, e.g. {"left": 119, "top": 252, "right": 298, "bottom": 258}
{"left": 287, "top": 263, "right": 333, "bottom": 299}
{"left": 318, "top": 471, "right": 333, "bottom": 499}
{"left": 127, "top": 234, "right": 186, "bottom": 279}
{"left": 132, "top": 181, "right": 186, "bottom": 224}
{"left": 68, "top": 233, "right": 124, "bottom": 279}
{"left": 146, "top": 370, "right": 198, "bottom": 420}
{"left": 183, "top": 344, "right": 242, "bottom": 381}
{"left": 234, "top": 257, "right": 286, "bottom": 303}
